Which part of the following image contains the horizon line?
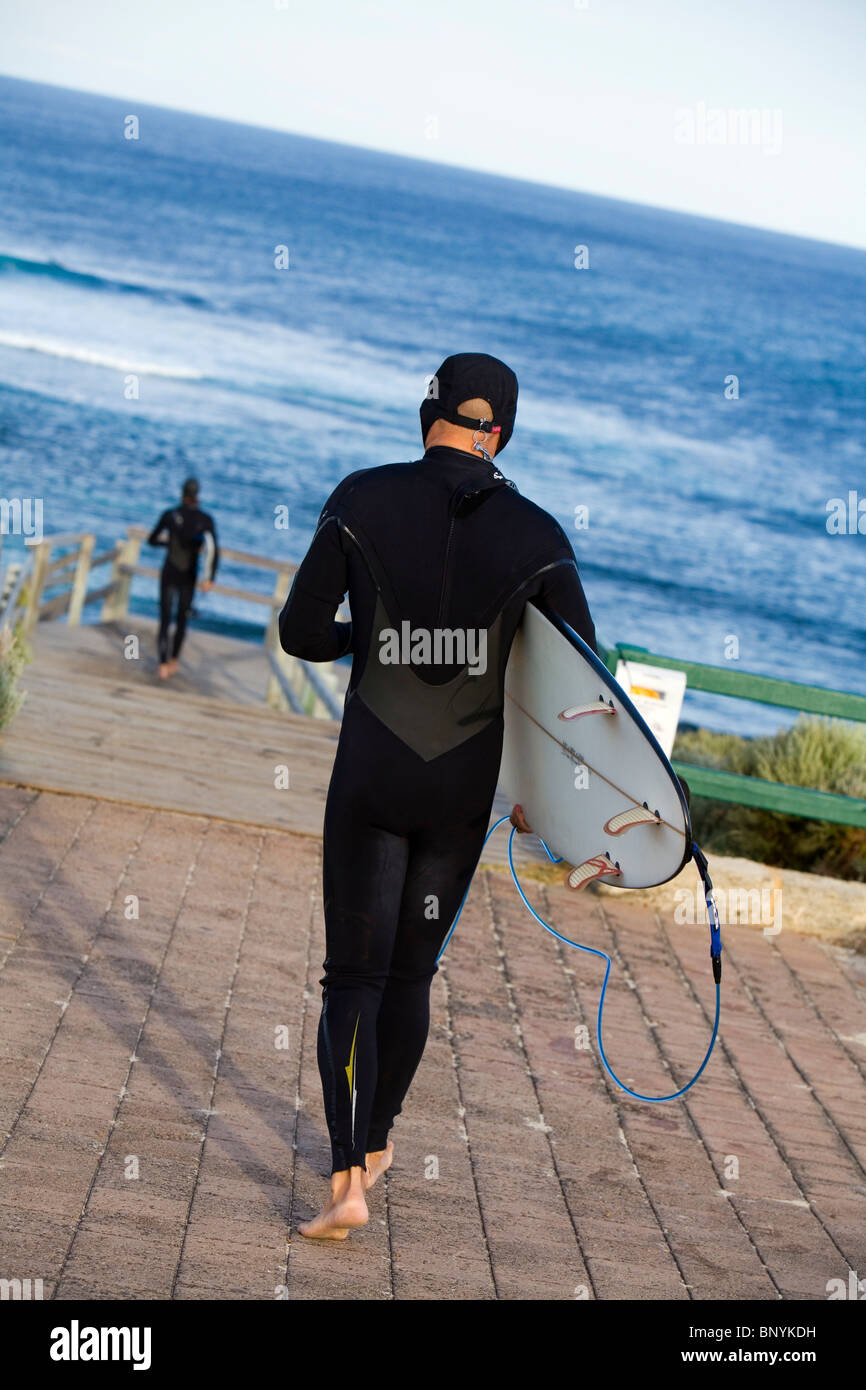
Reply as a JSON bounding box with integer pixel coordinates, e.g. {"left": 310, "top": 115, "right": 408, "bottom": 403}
{"left": 2, "top": 69, "right": 864, "bottom": 259}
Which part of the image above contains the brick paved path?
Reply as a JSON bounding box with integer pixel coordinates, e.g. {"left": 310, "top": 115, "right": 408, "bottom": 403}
{"left": 1, "top": 784, "right": 864, "bottom": 1300}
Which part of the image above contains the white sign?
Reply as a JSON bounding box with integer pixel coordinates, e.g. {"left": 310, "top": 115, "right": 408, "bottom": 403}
{"left": 614, "top": 660, "right": 686, "bottom": 757}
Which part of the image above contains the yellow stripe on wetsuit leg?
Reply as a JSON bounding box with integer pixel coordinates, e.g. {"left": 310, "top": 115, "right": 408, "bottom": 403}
{"left": 345, "top": 1013, "right": 360, "bottom": 1144}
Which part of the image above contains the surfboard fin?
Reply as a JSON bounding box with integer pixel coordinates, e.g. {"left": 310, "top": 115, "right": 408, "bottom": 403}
{"left": 558, "top": 697, "right": 616, "bottom": 721}
{"left": 566, "top": 852, "right": 623, "bottom": 890}
{"left": 603, "top": 804, "right": 662, "bottom": 836}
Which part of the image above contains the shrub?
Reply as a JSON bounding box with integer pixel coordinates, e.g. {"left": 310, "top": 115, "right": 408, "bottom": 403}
{"left": 673, "top": 717, "right": 866, "bottom": 881}
{"left": 0, "top": 625, "right": 30, "bottom": 732}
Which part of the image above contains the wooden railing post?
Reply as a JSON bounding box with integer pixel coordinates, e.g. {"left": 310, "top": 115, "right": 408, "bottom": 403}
{"left": 265, "top": 569, "right": 292, "bottom": 709}
{"left": 0, "top": 561, "right": 23, "bottom": 632}
{"left": 22, "top": 540, "right": 51, "bottom": 637}
{"left": 67, "top": 534, "right": 95, "bottom": 626}
{"left": 102, "top": 531, "right": 142, "bottom": 622}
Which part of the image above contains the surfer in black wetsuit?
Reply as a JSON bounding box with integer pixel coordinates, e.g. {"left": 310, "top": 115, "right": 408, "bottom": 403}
{"left": 279, "top": 354, "right": 597, "bottom": 1238}
{"left": 147, "top": 478, "right": 219, "bottom": 680}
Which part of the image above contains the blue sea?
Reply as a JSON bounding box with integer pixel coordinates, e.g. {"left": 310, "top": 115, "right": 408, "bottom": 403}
{"left": 1, "top": 74, "right": 864, "bottom": 735}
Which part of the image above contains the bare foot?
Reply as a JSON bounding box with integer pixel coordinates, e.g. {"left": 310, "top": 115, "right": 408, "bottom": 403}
{"left": 158, "top": 663, "right": 170, "bottom": 681}
{"left": 510, "top": 803, "right": 533, "bottom": 834}
{"left": 298, "top": 1166, "right": 369, "bottom": 1240}
{"left": 364, "top": 1141, "right": 394, "bottom": 1191}
{"left": 167, "top": 659, "right": 179, "bottom": 676}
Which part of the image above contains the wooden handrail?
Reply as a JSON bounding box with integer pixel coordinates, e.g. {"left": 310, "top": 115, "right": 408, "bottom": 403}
{"left": 45, "top": 553, "right": 82, "bottom": 577}
{"left": 25, "top": 530, "right": 92, "bottom": 549}
{"left": 90, "top": 546, "right": 122, "bottom": 571}
{"left": 0, "top": 557, "right": 30, "bottom": 630}
{"left": 602, "top": 642, "right": 866, "bottom": 724}
{"left": 673, "top": 761, "right": 866, "bottom": 829}
{"left": 128, "top": 524, "right": 299, "bottom": 575}
{"left": 595, "top": 640, "right": 866, "bottom": 828}
{"left": 117, "top": 563, "right": 286, "bottom": 607}
{"left": 43, "top": 542, "right": 115, "bottom": 580}
{"left": 38, "top": 591, "right": 72, "bottom": 621}
{"left": 83, "top": 582, "right": 115, "bottom": 607}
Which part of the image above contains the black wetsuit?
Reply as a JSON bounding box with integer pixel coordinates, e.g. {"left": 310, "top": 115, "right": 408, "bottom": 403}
{"left": 279, "top": 445, "right": 596, "bottom": 1173}
{"left": 147, "top": 504, "right": 219, "bottom": 663}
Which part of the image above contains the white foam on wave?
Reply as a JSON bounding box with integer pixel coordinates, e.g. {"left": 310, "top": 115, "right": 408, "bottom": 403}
{"left": 0, "top": 330, "right": 203, "bottom": 379}
{"left": 518, "top": 388, "right": 737, "bottom": 461}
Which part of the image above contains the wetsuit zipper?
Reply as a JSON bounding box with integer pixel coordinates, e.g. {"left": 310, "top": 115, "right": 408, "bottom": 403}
{"left": 436, "top": 516, "right": 456, "bottom": 626}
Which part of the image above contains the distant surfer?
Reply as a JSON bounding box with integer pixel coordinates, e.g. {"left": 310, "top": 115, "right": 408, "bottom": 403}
{"left": 279, "top": 354, "right": 597, "bottom": 1238}
{"left": 147, "top": 478, "right": 219, "bottom": 680}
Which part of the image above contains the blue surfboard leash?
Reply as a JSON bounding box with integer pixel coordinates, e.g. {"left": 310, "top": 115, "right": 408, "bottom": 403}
{"left": 436, "top": 815, "right": 722, "bottom": 1103}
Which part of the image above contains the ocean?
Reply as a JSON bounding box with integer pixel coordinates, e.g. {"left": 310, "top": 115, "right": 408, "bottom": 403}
{"left": 1, "top": 74, "right": 864, "bottom": 735}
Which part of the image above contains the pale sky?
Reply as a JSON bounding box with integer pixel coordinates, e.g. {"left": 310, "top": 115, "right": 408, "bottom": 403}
{"left": 3, "top": 0, "right": 865, "bottom": 249}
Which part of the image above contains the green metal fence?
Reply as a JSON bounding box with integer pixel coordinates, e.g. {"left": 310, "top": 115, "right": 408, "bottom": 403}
{"left": 598, "top": 643, "right": 866, "bottom": 830}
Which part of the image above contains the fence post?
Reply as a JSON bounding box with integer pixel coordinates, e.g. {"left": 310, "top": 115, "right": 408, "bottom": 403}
{"left": 67, "top": 534, "right": 95, "bottom": 626}
{"left": 265, "top": 569, "right": 292, "bottom": 708}
{"left": 0, "top": 562, "right": 22, "bottom": 632}
{"left": 23, "top": 540, "right": 51, "bottom": 637}
{"left": 102, "top": 531, "right": 142, "bottom": 622}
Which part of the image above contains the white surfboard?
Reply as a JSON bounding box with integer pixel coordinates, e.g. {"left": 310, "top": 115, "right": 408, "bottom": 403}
{"left": 499, "top": 602, "right": 692, "bottom": 890}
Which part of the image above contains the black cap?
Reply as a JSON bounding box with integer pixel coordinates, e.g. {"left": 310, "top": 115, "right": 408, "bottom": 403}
{"left": 420, "top": 353, "right": 518, "bottom": 453}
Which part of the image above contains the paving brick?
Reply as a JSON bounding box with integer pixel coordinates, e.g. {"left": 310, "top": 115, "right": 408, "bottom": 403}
{"left": 2, "top": 784, "right": 864, "bottom": 1301}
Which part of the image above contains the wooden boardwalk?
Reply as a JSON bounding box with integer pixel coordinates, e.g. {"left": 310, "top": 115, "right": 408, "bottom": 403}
{"left": 1, "top": 621, "right": 865, "bottom": 1300}
{"left": 0, "top": 620, "right": 341, "bottom": 838}
{"left": 0, "top": 620, "right": 545, "bottom": 868}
